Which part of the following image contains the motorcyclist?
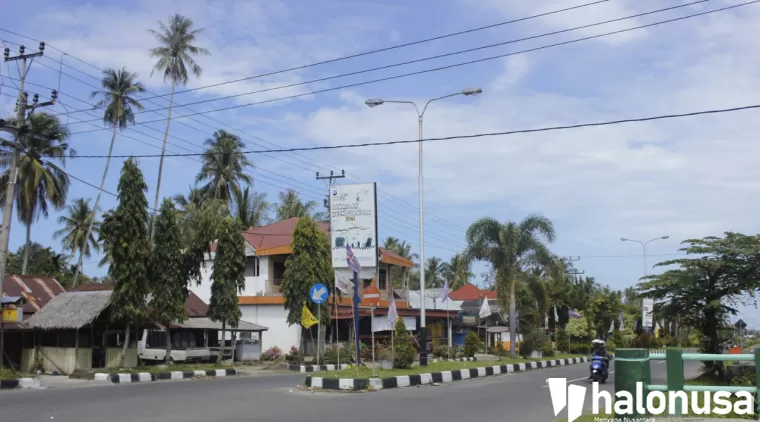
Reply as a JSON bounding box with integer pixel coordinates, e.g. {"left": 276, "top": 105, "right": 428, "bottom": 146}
{"left": 588, "top": 341, "right": 611, "bottom": 379}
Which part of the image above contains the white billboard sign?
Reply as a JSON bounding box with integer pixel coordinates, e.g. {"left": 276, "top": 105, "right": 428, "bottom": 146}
{"left": 330, "top": 183, "right": 378, "bottom": 269}
{"left": 642, "top": 298, "right": 654, "bottom": 329}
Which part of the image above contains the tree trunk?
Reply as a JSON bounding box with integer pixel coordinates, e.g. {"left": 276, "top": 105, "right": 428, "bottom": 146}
{"left": 217, "top": 319, "right": 226, "bottom": 364}
{"left": 119, "top": 324, "right": 131, "bottom": 368}
{"left": 21, "top": 223, "right": 31, "bottom": 275}
{"left": 73, "top": 123, "right": 118, "bottom": 286}
{"left": 150, "top": 80, "right": 175, "bottom": 242}
{"left": 165, "top": 327, "right": 172, "bottom": 365}
{"left": 509, "top": 278, "right": 517, "bottom": 357}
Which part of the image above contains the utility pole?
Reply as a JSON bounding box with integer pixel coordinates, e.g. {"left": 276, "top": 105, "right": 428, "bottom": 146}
{"left": 316, "top": 170, "right": 344, "bottom": 362}
{"left": 0, "top": 43, "right": 49, "bottom": 368}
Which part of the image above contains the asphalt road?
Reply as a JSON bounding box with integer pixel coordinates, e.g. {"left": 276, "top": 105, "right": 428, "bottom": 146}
{"left": 0, "top": 360, "right": 704, "bottom": 422}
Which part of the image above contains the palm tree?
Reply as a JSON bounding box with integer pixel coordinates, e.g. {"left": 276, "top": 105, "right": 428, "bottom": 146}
{"left": 441, "top": 254, "right": 473, "bottom": 290}
{"left": 465, "top": 214, "right": 555, "bottom": 356}
{"left": 425, "top": 257, "right": 444, "bottom": 288}
{"left": 383, "top": 237, "right": 419, "bottom": 262}
{"left": 275, "top": 189, "right": 323, "bottom": 221}
{"left": 148, "top": 14, "right": 210, "bottom": 240}
{"left": 196, "top": 130, "right": 252, "bottom": 203}
{"left": 173, "top": 186, "right": 227, "bottom": 244}
{"left": 54, "top": 198, "right": 100, "bottom": 283}
{"left": 0, "top": 112, "right": 72, "bottom": 274}
{"left": 75, "top": 67, "right": 145, "bottom": 284}
{"left": 233, "top": 185, "right": 270, "bottom": 228}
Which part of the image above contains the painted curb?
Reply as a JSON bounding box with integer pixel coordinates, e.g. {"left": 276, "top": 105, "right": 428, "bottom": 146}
{"left": 305, "top": 357, "right": 588, "bottom": 391}
{"left": 94, "top": 368, "right": 237, "bottom": 384}
{"left": 0, "top": 377, "right": 39, "bottom": 389}
{"left": 431, "top": 357, "right": 476, "bottom": 362}
{"left": 283, "top": 364, "right": 350, "bottom": 373}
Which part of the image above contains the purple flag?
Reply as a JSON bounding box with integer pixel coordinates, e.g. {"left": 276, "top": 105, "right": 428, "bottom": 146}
{"left": 569, "top": 308, "right": 582, "bottom": 319}
{"left": 515, "top": 310, "right": 519, "bottom": 331}
{"left": 346, "top": 245, "right": 361, "bottom": 273}
{"left": 387, "top": 295, "right": 398, "bottom": 325}
{"left": 440, "top": 279, "right": 449, "bottom": 302}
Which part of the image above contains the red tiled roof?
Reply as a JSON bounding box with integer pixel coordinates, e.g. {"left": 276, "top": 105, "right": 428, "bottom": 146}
{"left": 211, "top": 217, "right": 413, "bottom": 268}
{"left": 2, "top": 275, "right": 65, "bottom": 314}
{"left": 448, "top": 283, "right": 497, "bottom": 301}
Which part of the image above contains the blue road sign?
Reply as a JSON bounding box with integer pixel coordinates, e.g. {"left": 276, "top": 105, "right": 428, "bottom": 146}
{"left": 310, "top": 283, "right": 328, "bottom": 304}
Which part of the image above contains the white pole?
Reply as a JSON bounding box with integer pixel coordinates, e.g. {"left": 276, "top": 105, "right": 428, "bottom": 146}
{"left": 317, "top": 305, "right": 321, "bottom": 367}
{"left": 371, "top": 306, "right": 376, "bottom": 377}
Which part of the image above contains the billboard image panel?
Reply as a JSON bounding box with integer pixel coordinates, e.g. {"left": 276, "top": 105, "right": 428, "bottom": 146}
{"left": 330, "top": 183, "right": 378, "bottom": 269}
{"left": 642, "top": 298, "right": 654, "bottom": 329}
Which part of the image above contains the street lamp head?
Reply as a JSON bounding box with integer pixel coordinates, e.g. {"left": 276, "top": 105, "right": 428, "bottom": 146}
{"left": 364, "top": 98, "right": 384, "bottom": 108}
{"left": 461, "top": 88, "right": 483, "bottom": 96}
{"left": 620, "top": 237, "right": 629, "bottom": 242}
{"left": 661, "top": 236, "right": 670, "bottom": 240}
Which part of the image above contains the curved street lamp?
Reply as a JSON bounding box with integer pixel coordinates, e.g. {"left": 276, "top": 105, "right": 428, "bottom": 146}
{"left": 620, "top": 235, "right": 669, "bottom": 275}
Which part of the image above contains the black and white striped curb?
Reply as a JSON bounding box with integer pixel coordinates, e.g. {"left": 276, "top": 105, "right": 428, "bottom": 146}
{"left": 305, "top": 357, "right": 588, "bottom": 391}
{"left": 284, "top": 363, "right": 350, "bottom": 373}
{"left": 0, "top": 378, "right": 39, "bottom": 389}
{"left": 94, "top": 369, "right": 237, "bottom": 383}
{"left": 431, "top": 357, "right": 476, "bottom": 363}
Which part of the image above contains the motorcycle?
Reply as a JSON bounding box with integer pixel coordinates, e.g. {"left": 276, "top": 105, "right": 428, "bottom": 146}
{"left": 589, "top": 355, "right": 608, "bottom": 383}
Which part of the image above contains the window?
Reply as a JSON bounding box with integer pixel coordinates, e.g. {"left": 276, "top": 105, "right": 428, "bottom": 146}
{"left": 379, "top": 269, "right": 387, "bottom": 291}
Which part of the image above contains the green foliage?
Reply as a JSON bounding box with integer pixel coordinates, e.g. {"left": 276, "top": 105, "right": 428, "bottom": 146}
{"left": 569, "top": 343, "right": 589, "bottom": 354}
{"left": 434, "top": 345, "right": 453, "bottom": 359}
{"left": 196, "top": 130, "right": 253, "bottom": 203}
{"left": 233, "top": 186, "right": 270, "bottom": 228}
{"left": 394, "top": 318, "right": 416, "bottom": 369}
{"left": 382, "top": 237, "right": 418, "bottom": 288}
{"left": 4, "top": 242, "right": 93, "bottom": 288}
{"left": 207, "top": 217, "right": 246, "bottom": 327}
{"left": 634, "top": 331, "right": 652, "bottom": 348}
{"left": 638, "top": 233, "right": 760, "bottom": 354}
{"left": 542, "top": 340, "right": 555, "bottom": 357}
{"left": 495, "top": 340, "right": 506, "bottom": 357}
{"left": 587, "top": 286, "right": 623, "bottom": 338}
{"left": 605, "top": 340, "right": 616, "bottom": 352}
{"left": 566, "top": 314, "right": 590, "bottom": 339}
{"left": 323, "top": 346, "right": 341, "bottom": 364}
{"left": 343, "top": 342, "right": 368, "bottom": 364}
{"left": 519, "top": 330, "right": 543, "bottom": 358}
{"left": 275, "top": 189, "right": 325, "bottom": 221}
{"left": 53, "top": 198, "right": 100, "bottom": 277}
{"left": 464, "top": 332, "right": 482, "bottom": 358}
{"left": 556, "top": 328, "right": 570, "bottom": 352}
{"left": 149, "top": 199, "right": 187, "bottom": 326}
{"left": 612, "top": 329, "right": 626, "bottom": 349}
{"left": 102, "top": 158, "right": 151, "bottom": 323}
{"left": 281, "top": 216, "right": 333, "bottom": 326}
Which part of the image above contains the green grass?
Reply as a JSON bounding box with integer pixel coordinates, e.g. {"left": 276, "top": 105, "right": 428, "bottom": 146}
{"left": 0, "top": 368, "right": 34, "bottom": 380}
{"left": 323, "top": 354, "right": 584, "bottom": 379}
{"left": 106, "top": 363, "right": 233, "bottom": 375}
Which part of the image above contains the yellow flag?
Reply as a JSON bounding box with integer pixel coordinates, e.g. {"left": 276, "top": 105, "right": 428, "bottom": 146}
{"left": 301, "top": 304, "right": 319, "bottom": 329}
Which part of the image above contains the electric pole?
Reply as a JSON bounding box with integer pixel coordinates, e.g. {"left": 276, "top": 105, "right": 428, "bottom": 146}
{"left": 0, "top": 43, "right": 51, "bottom": 369}
{"left": 316, "top": 170, "right": 344, "bottom": 361}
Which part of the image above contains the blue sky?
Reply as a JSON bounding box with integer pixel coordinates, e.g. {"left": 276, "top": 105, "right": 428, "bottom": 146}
{"left": 3, "top": 1, "right": 760, "bottom": 325}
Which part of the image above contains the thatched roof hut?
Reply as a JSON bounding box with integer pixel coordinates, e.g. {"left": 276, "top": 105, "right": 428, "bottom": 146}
{"left": 23, "top": 291, "right": 112, "bottom": 330}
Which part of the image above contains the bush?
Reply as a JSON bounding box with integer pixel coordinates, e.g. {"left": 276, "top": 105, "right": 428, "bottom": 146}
{"left": 464, "top": 332, "right": 482, "bottom": 358}
{"left": 634, "top": 331, "right": 652, "bottom": 348}
{"left": 666, "top": 336, "right": 680, "bottom": 347}
{"left": 454, "top": 344, "right": 464, "bottom": 358}
{"left": 556, "top": 328, "right": 569, "bottom": 353}
{"left": 606, "top": 340, "right": 616, "bottom": 352}
{"left": 343, "top": 342, "right": 368, "bottom": 363}
{"left": 651, "top": 336, "right": 663, "bottom": 349}
{"left": 434, "top": 345, "right": 453, "bottom": 359}
{"left": 285, "top": 345, "right": 301, "bottom": 363}
{"left": 569, "top": 343, "right": 589, "bottom": 354}
{"left": 262, "top": 346, "right": 282, "bottom": 361}
{"left": 495, "top": 340, "right": 506, "bottom": 357}
{"left": 394, "top": 317, "right": 416, "bottom": 369}
{"left": 542, "top": 341, "right": 555, "bottom": 357}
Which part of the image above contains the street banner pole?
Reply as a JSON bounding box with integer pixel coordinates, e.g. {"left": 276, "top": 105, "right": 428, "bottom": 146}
{"left": 335, "top": 283, "right": 340, "bottom": 367}
{"left": 353, "top": 269, "right": 360, "bottom": 366}
{"left": 317, "top": 305, "right": 321, "bottom": 367}
{"left": 371, "top": 306, "right": 376, "bottom": 377}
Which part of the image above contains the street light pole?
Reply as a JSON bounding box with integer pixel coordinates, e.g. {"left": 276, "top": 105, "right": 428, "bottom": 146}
{"left": 365, "top": 88, "right": 482, "bottom": 366}
{"left": 620, "top": 235, "right": 670, "bottom": 276}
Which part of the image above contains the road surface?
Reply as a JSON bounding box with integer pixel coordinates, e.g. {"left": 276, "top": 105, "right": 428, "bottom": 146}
{"left": 0, "top": 359, "right": 704, "bottom": 422}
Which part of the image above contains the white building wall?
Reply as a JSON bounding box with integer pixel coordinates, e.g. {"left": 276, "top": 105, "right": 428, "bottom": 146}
{"left": 241, "top": 305, "right": 300, "bottom": 351}
{"left": 193, "top": 255, "right": 271, "bottom": 304}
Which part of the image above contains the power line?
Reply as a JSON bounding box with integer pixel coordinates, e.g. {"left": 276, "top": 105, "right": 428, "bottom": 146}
{"left": 62, "top": 0, "right": 757, "bottom": 129}
{"left": 65, "top": 103, "right": 760, "bottom": 159}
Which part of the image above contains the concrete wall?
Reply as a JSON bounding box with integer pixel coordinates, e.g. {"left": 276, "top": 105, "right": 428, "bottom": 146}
{"left": 194, "top": 255, "right": 270, "bottom": 303}
{"left": 105, "top": 347, "right": 138, "bottom": 368}
{"left": 241, "top": 304, "right": 299, "bottom": 352}
{"left": 21, "top": 347, "right": 92, "bottom": 375}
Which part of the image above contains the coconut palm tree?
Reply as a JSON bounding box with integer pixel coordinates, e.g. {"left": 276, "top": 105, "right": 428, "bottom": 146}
{"left": 173, "top": 186, "right": 226, "bottom": 245}
{"left": 275, "top": 189, "right": 325, "bottom": 221}
{"left": 440, "top": 254, "right": 473, "bottom": 290}
{"left": 0, "top": 112, "right": 72, "bottom": 274}
{"left": 148, "top": 14, "right": 210, "bottom": 240}
{"left": 465, "top": 214, "right": 555, "bottom": 356}
{"left": 54, "top": 198, "right": 100, "bottom": 283}
{"left": 196, "top": 130, "right": 252, "bottom": 203}
{"left": 233, "top": 185, "right": 270, "bottom": 229}
{"left": 425, "top": 257, "right": 444, "bottom": 288}
{"left": 74, "top": 67, "right": 145, "bottom": 284}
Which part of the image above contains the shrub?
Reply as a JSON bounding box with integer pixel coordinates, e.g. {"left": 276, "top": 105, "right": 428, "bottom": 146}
{"left": 651, "top": 335, "right": 663, "bottom": 349}
{"left": 495, "top": 340, "right": 506, "bottom": 357}
{"left": 262, "top": 346, "right": 282, "bottom": 361}
{"left": 343, "top": 342, "right": 368, "bottom": 363}
{"left": 464, "top": 332, "right": 481, "bottom": 358}
{"left": 394, "top": 317, "right": 416, "bottom": 369}
{"left": 434, "top": 345, "right": 453, "bottom": 359}
{"left": 569, "top": 343, "right": 589, "bottom": 354}
{"left": 541, "top": 340, "right": 555, "bottom": 357}
{"left": 285, "top": 345, "right": 301, "bottom": 363}
{"left": 634, "top": 331, "right": 652, "bottom": 348}
{"left": 556, "top": 328, "right": 570, "bottom": 353}
{"left": 605, "top": 340, "right": 616, "bottom": 352}
{"left": 454, "top": 344, "right": 464, "bottom": 358}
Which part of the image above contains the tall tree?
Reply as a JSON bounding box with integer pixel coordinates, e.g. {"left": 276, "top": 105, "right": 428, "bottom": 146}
{"left": 275, "top": 189, "right": 325, "bottom": 221}
{"left": 425, "top": 256, "right": 444, "bottom": 288}
{"left": 6, "top": 243, "right": 83, "bottom": 288}
{"left": 383, "top": 237, "right": 418, "bottom": 289}
{"left": 54, "top": 198, "right": 100, "bottom": 280}
{"left": 233, "top": 185, "right": 270, "bottom": 228}
{"left": 638, "top": 233, "right": 760, "bottom": 355}
{"left": 465, "top": 214, "right": 555, "bottom": 356}
{"left": 196, "top": 130, "right": 252, "bottom": 203}
{"left": 281, "top": 216, "right": 333, "bottom": 355}
{"left": 207, "top": 216, "right": 246, "bottom": 363}
{"left": 440, "top": 254, "right": 473, "bottom": 290}
{"left": 0, "top": 112, "right": 71, "bottom": 274}
{"left": 173, "top": 186, "right": 227, "bottom": 245}
{"left": 149, "top": 199, "right": 187, "bottom": 364}
{"left": 148, "top": 14, "right": 210, "bottom": 240}
{"left": 76, "top": 67, "right": 145, "bottom": 284}
{"left": 100, "top": 158, "right": 151, "bottom": 366}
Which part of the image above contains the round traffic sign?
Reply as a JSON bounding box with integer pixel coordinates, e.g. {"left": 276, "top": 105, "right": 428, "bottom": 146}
{"left": 310, "top": 283, "right": 329, "bottom": 304}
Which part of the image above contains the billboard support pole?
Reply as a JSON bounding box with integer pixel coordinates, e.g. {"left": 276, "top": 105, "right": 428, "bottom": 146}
{"left": 353, "top": 269, "right": 361, "bottom": 365}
